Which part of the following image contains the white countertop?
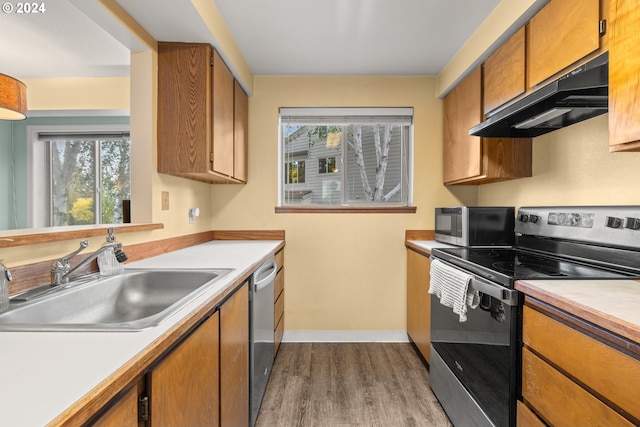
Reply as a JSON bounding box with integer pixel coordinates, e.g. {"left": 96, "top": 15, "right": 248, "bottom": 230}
{"left": 0, "top": 240, "right": 282, "bottom": 427}
{"left": 407, "top": 240, "right": 456, "bottom": 252}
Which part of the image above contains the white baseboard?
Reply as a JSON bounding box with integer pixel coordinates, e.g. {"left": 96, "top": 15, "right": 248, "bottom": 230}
{"left": 282, "top": 330, "right": 410, "bottom": 343}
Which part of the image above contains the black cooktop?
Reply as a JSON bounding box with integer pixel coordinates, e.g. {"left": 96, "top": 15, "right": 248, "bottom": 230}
{"left": 432, "top": 247, "right": 639, "bottom": 288}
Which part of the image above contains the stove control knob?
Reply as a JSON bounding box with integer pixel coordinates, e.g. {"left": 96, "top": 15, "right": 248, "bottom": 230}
{"left": 624, "top": 217, "right": 640, "bottom": 230}
{"left": 605, "top": 216, "right": 623, "bottom": 229}
{"left": 518, "top": 214, "right": 529, "bottom": 223}
{"left": 529, "top": 215, "right": 540, "bottom": 224}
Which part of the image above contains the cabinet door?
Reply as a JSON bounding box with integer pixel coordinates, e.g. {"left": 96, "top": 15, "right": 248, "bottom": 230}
{"left": 406, "top": 249, "right": 431, "bottom": 363}
{"left": 234, "top": 80, "right": 249, "bottom": 182}
{"left": 483, "top": 27, "right": 525, "bottom": 115}
{"left": 528, "top": 0, "right": 600, "bottom": 88}
{"left": 157, "top": 43, "right": 211, "bottom": 177}
{"left": 149, "top": 312, "right": 220, "bottom": 427}
{"left": 212, "top": 50, "right": 235, "bottom": 178}
{"left": 443, "top": 66, "right": 483, "bottom": 183}
{"left": 609, "top": 1, "right": 640, "bottom": 151}
{"left": 92, "top": 384, "right": 141, "bottom": 427}
{"left": 220, "top": 282, "right": 249, "bottom": 427}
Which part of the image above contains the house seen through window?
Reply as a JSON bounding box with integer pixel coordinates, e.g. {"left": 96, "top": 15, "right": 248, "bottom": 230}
{"left": 280, "top": 108, "right": 413, "bottom": 207}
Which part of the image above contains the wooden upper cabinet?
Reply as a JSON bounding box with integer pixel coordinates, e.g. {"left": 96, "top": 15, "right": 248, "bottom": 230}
{"left": 157, "top": 42, "right": 249, "bottom": 183}
{"left": 234, "top": 81, "right": 249, "bottom": 182}
{"left": 443, "top": 67, "right": 483, "bottom": 183}
{"left": 443, "top": 67, "right": 532, "bottom": 185}
{"left": 483, "top": 27, "right": 526, "bottom": 115}
{"left": 212, "top": 50, "right": 235, "bottom": 178}
{"left": 609, "top": 1, "right": 640, "bottom": 152}
{"left": 157, "top": 43, "right": 212, "bottom": 181}
{"left": 528, "top": 0, "right": 601, "bottom": 88}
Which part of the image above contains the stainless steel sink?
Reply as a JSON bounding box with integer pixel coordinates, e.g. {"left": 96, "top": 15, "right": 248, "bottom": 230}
{"left": 0, "top": 269, "right": 232, "bottom": 332}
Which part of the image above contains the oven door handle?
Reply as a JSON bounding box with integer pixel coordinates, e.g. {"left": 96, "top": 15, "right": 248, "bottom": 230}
{"left": 469, "top": 276, "right": 520, "bottom": 307}
{"left": 431, "top": 257, "right": 521, "bottom": 307}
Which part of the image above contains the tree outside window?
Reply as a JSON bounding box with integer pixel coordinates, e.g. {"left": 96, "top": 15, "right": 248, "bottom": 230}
{"left": 49, "top": 137, "right": 131, "bottom": 226}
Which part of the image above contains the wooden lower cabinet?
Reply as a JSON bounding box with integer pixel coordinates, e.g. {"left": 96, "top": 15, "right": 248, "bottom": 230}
{"left": 274, "top": 249, "right": 285, "bottom": 355}
{"left": 91, "top": 383, "right": 143, "bottom": 427}
{"left": 520, "top": 301, "right": 640, "bottom": 426}
{"left": 220, "top": 282, "right": 249, "bottom": 427}
{"left": 149, "top": 311, "right": 220, "bottom": 427}
{"left": 144, "top": 282, "right": 249, "bottom": 427}
{"left": 406, "top": 248, "right": 431, "bottom": 363}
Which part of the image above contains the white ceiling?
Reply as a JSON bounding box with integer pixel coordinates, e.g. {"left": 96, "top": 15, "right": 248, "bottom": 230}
{"left": 0, "top": 0, "right": 506, "bottom": 80}
{"left": 0, "top": 0, "right": 130, "bottom": 79}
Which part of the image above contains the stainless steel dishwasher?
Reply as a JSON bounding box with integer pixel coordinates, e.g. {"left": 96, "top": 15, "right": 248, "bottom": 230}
{"left": 249, "top": 257, "right": 277, "bottom": 427}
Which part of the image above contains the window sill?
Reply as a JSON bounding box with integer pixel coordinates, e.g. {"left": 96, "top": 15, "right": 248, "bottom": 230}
{"left": 0, "top": 223, "right": 164, "bottom": 248}
{"left": 275, "top": 206, "right": 417, "bottom": 214}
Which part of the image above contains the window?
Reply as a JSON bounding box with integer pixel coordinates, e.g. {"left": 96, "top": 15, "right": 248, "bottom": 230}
{"left": 318, "top": 157, "right": 337, "bottom": 174}
{"left": 279, "top": 108, "right": 413, "bottom": 208}
{"left": 286, "top": 160, "right": 306, "bottom": 184}
{"left": 28, "top": 126, "right": 131, "bottom": 227}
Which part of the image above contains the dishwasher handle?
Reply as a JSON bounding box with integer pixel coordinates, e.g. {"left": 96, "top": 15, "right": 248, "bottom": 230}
{"left": 254, "top": 261, "right": 277, "bottom": 292}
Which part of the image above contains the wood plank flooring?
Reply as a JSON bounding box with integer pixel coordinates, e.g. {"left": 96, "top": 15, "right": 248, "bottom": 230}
{"left": 256, "top": 343, "right": 452, "bottom": 427}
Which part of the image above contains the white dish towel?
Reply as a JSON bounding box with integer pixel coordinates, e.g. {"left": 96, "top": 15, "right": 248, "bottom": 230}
{"left": 429, "top": 259, "right": 480, "bottom": 322}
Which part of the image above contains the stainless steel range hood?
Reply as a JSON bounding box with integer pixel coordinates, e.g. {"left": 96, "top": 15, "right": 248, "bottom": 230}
{"left": 470, "top": 52, "right": 608, "bottom": 138}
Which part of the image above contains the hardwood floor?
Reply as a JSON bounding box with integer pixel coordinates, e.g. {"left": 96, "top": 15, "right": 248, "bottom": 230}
{"left": 256, "top": 343, "right": 452, "bottom": 427}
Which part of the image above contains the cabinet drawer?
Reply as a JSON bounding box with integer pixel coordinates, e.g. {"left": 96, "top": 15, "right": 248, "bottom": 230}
{"left": 516, "top": 401, "right": 545, "bottom": 427}
{"left": 275, "top": 313, "right": 284, "bottom": 355}
{"left": 275, "top": 267, "right": 284, "bottom": 301}
{"left": 275, "top": 289, "right": 284, "bottom": 328}
{"left": 523, "top": 306, "right": 640, "bottom": 420}
{"left": 275, "top": 249, "right": 284, "bottom": 272}
{"left": 522, "top": 348, "right": 634, "bottom": 427}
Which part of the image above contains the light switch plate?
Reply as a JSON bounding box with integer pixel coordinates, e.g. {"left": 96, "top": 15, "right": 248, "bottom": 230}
{"left": 161, "top": 191, "right": 169, "bottom": 210}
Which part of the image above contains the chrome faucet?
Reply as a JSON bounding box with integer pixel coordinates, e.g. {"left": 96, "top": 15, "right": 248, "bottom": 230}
{"left": 51, "top": 240, "right": 128, "bottom": 286}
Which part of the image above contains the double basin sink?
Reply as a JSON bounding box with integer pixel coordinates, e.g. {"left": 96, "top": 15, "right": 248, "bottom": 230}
{"left": 0, "top": 269, "right": 232, "bottom": 332}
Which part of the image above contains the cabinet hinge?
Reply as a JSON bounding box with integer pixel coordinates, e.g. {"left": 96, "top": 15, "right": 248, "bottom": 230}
{"left": 138, "top": 395, "right": 150, "bottom": 422}
{"left": 599, "top": 19, "right": 607, "bottom": 36}
{"left": 210, "top": 152, "right": 214, "bottom": 163}
{"left": 210, "top": 55, "right": 214, "bottom": 67}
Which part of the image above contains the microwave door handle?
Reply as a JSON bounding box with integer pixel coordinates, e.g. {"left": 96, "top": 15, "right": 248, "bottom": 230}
{"left": 470, "top": 276, "right": 520, "bottom": 307}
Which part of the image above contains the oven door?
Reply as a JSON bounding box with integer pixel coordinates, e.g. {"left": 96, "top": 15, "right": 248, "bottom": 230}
{"left": 430, "top": 270, "right": 521, "bottom": 427}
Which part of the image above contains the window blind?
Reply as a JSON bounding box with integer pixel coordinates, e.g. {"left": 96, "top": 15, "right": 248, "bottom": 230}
{"left": 279, "top": 107, "right": 413, "bottom": 125}
{"left": 37, "top": 131, "right": 130, "bottom": 141}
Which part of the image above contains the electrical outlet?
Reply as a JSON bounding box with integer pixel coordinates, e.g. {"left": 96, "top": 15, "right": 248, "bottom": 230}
{"left": 161, "top": 191, "right": 169, "bottom": 210}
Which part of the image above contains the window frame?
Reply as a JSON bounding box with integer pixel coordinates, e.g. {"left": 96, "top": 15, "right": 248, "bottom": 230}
{"left": 27, "top": 124, "right": 131, "bottom": 228}
{"left": 277, "top": 108, "right": 416, "bottom": 213}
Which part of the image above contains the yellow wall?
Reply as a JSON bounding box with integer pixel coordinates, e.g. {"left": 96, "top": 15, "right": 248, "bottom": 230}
{"left": 22, "top": 77, "right": 130, "bottom": 112}
{"left": 210, "top": 76, "right": 475, "bottom": 331}
{"left": 478, "top": 115, "right": 640, "bottom": 207}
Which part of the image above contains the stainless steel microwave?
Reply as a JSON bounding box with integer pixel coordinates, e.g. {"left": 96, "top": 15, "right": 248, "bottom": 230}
{"left": 435, "top": 207, "right": 515, "bottom": 247}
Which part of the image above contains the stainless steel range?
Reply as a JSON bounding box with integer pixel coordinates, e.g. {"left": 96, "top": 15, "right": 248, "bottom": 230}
{"left": 429, "top": 206, "right": 640, "bottom": 427}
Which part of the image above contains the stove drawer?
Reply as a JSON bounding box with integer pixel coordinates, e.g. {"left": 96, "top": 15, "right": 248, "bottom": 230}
{"left": 522, "top": 305, "right": 640, "bottom": 424}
